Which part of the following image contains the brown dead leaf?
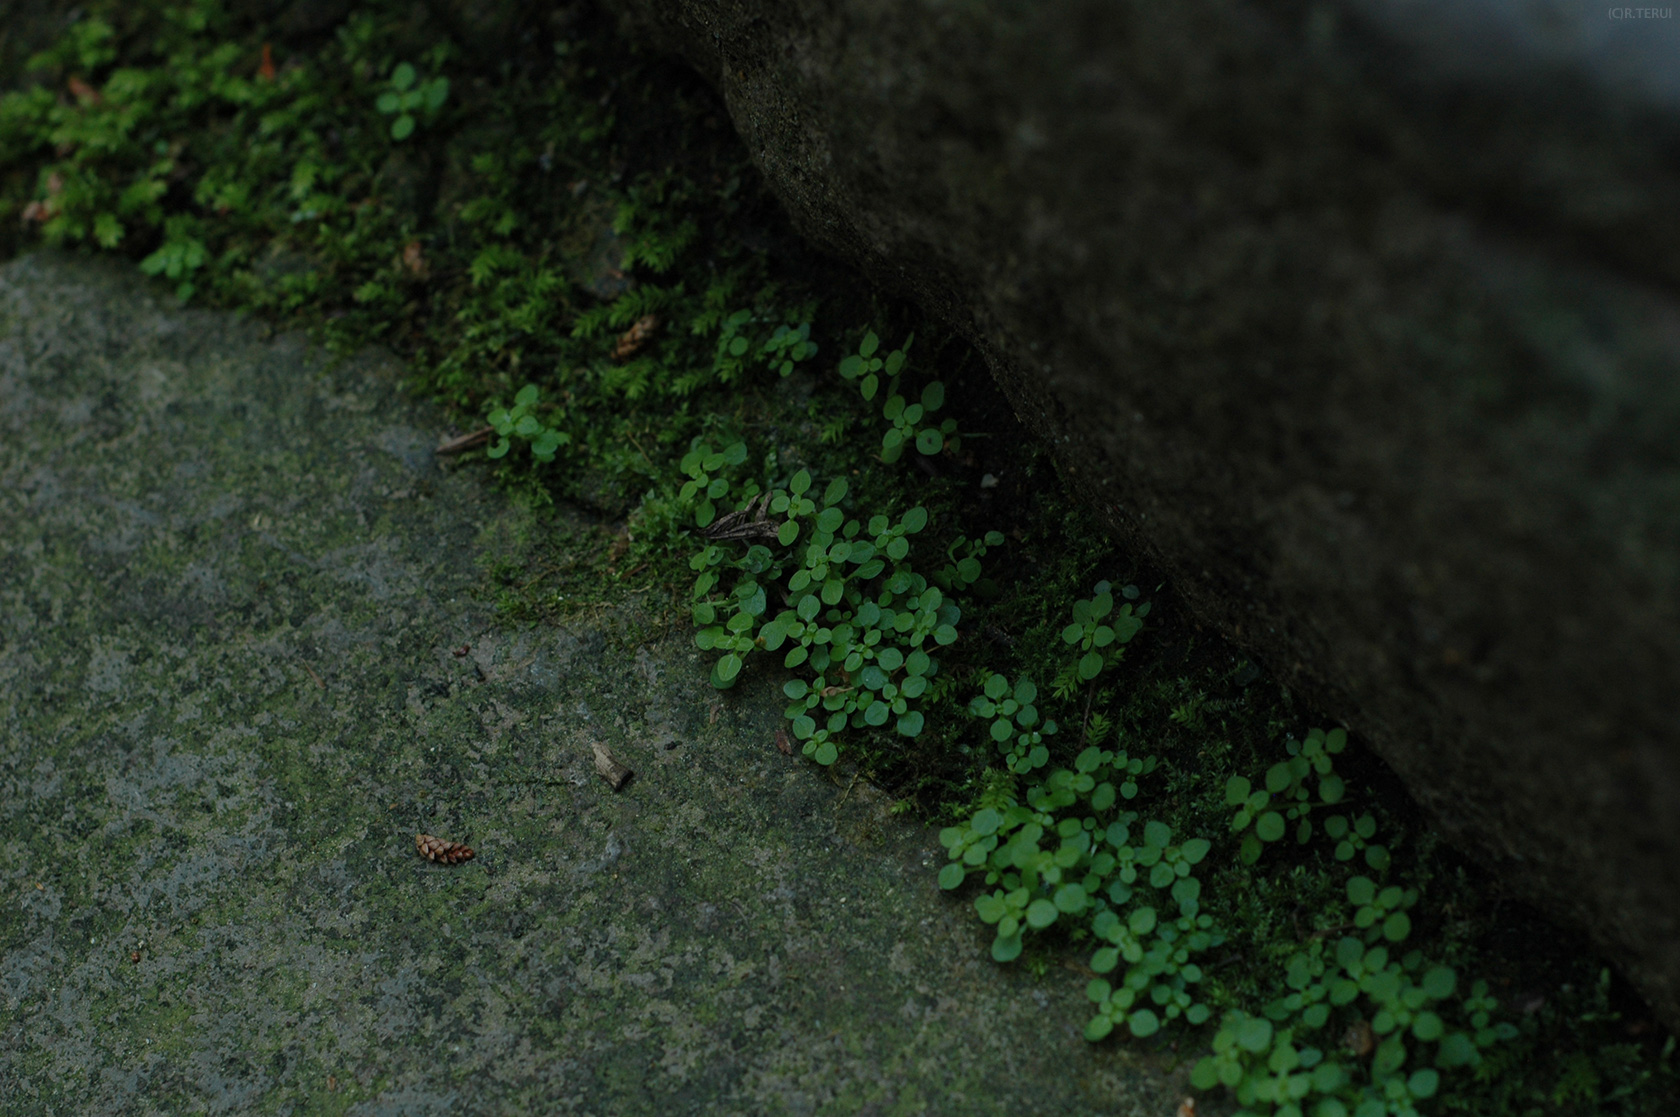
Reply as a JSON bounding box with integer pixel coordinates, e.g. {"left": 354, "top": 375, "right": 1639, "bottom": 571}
{"left": 258, "top": 43, "right": 277, "bottom": 82}
{"left": 1175, "top": 1099, "right": 1196, "bottom": 1117}
{"left": 67, "top": 76, "right": 100, "bottom": 104}
{"left": 401, "top": 239, "right": 429, "bottom": 278}
{"left": 610, "top": 314, "right": 659, "bottom": 360}
{"left": 774, "top": 727, "right": 792, "bottom": 756}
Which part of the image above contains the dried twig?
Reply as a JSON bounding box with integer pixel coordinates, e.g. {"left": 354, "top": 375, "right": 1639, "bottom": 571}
{"left": 435, "top": 426, "right": 494, "bottom": 455}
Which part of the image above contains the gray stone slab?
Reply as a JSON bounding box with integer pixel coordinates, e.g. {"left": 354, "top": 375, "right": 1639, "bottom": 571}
{"left": 0, "top": 252, "right": 1188, "bottom": 1115}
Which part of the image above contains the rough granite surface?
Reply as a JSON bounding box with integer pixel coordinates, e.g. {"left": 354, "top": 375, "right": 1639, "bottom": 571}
{"left": 0, "top": 253, "right": 1191, "bottom": 1116}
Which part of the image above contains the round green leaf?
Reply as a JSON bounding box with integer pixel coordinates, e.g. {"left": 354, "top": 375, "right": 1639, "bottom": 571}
{"left": 1383, "top": 912, "right": 1412, "bottom": 942}
{"left": 1408, "top": 1069, "right": 1440, "bottom": 1100}
{"left": 1421, "top": 966, "right": 1457, "bottom": 1000}
{"left": 1236, "top": 1017, "right": 1274, "bottom": 1053}
{"left": 915, "top": 428, "right": 943, "bottom": 455}
{"left": 1311, "top": 1064, "right": 1348, "bottom": 1094}
{"left": 1255, "top": 812, "right": 1287, "bottom": 842}
{"left": 938, "top": 863, "right": 966, "bottom": 890}
{"left": 1128, "top": 1009, "right": 1161, "bottom": 1038}
{"left": 1372, "top": 1036, "right": 1406, "bottom": 1078}
{"left": 992, "top": 932, "right": 1023, "bottom": 963}
{"left": 897, "top": 710, "right": 924, "bottom": 737}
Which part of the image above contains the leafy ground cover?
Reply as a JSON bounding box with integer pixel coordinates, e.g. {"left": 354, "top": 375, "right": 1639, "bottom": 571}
{"left": 2, "top": 2, "right": 1675, "bottom": 1113}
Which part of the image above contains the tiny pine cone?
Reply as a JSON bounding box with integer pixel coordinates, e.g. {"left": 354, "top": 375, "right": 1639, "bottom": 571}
{"left": 416, "top": 833, "right": 475, "bottom": 865}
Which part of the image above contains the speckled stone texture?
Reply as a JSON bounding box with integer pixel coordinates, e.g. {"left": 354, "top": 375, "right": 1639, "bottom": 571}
{"left": 598, "top": 0, "right": 1680, "bottom": 1027}
{"left": 0, "top": 253, "right": 1191, "bottom": 1115}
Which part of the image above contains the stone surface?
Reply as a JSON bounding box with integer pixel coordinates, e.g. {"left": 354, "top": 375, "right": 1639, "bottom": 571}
{"left": 0, "top": 253, "right": 1190, "bottom": 1115}
{"left": 598, "top": 0, "right": 1680, "bottom": 1026}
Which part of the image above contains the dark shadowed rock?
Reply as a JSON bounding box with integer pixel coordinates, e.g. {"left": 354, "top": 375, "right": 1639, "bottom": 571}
{"left": 597, "top": 0, "right": 1680, "bottom": 1025}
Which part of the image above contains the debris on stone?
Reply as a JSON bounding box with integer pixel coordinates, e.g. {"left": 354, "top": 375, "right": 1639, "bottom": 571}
{"left": 416, "top": 833, "right": 475, "bottom": 865}
{"left": 435, "top": 426, "right": 493, "bottom": 455}
{"left": 592, "top": 742, "right": 634, "bottom": 790}
{"left": 401, "top": 239, "right": 429, "bottom": 278}
{"left": 699, "top": 492, "right": 778, "bottom": 544}
{"left": 610, "top": 314, "right": 659, "bottom": 360}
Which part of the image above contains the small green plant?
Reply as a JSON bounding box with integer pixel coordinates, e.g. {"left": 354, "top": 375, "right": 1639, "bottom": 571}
{"left": 1225, "top": 727, "right": 1389, "bottom": 870}
{"left": 712, "top": 310, "right": 818, "bottom": 382}
{"left": 968, "top": 672, "right": 1057, "bottom": 774}
{"left": 485, "top": 384, "right": 569, "bottom": 463}
{"left": 1061, "top": 580, "right": 1146, "bottom": 681}
{"left": 1188, "top": 856, "right": 1517, "bottom": 1116}
{"left": 376, "top": 60, "right": 448, "bottom": 140}
{"left": 940, "top": 585, "right": 1222, "bottom": 1038}
{"left": 138, "top": 215, "right": 208, "bottom": 301}
{"left": 836, "top": 331, "right": 957, "bottom": 462}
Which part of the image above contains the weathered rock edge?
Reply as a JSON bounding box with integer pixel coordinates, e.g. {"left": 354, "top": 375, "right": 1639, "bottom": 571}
{"left": 598, "top": 0, "right": 1680, "bottom": 1025}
